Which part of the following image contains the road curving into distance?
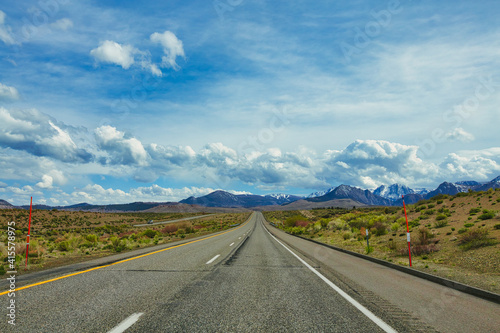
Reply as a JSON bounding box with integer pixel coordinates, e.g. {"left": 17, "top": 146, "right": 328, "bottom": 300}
{"left": 1, "top": 212, "right": 498, "bottom": 332}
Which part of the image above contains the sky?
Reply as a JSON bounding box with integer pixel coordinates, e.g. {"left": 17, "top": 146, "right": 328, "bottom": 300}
{"left": 1, "top": 0, "right": 500, "bottom": 206}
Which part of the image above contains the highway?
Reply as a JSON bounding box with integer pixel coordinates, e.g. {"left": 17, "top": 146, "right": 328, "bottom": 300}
{"left": 1, "top": 212, "right": 498, "bottom": 332}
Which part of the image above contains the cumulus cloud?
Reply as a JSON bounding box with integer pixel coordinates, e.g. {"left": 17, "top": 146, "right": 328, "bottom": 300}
{"left": 441, "top": 148, "right": 500, "bottom": 181}
{"left": 95, "top": 125, "right": 149, "bottom": 166}
{"left": 322, "top": 140, "right": 439, "bottom": 188}
{"left": 445, "top": 128, "right": 475, "bottom": 142}
{"left": 90, "top": 40, "right": 137, "bottom": 69}
{"left": 0, "top": 10, "right": 15, "bottom": 45}
{"left": 150, "top": 31, "right": 185, "bottom": 70}
{"left": 56, "top": 184, "right": 216, "bottom": 205}
{"left": 0, "top": 108, "right": 93, "bottom": 163}
{"left": 0, "top": 82, "right": 20, "bottom": 101}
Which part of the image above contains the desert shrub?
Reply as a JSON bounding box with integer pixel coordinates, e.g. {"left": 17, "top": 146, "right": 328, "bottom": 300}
{"left": 435, "top": 214, "right": 447, "bottom": 221}
{"left": 427, "top": 204, "right": 435, "bottom": 209}
{"left": 459, "top": 228, "right": 497, "bottom": 250}
{"left": 478, "top": 210, "right": 495, "bottom": 220}
{"left": 494, "top": 224, "right": 500, "bottom": 230}
{"left": 143, "top": 229, "right": 158, "bottom": 238}
{"left": 86, "top": 234, "right": 98, "bottom": 244}
{"left": 110, "top": 236, "right": 125, "bottom": 252}
{"left": 285, "top": 215, "right": 309, "bottom": 228}
{"left": 328, "top": 218, "right": 348, "bottom": 231}
{"left": 372, "top": 222, "right": 388, "bottom": 236}
{"left": 396, "top": 217, "right": 405, "bottom": 225}
{"left": 342, "top": 231, "right": 352, "bottom": 240}
{"left": 434, "top": 219, "right": 448, "bottom": 228}
{"left": 469, "top": 207, "right": 481, "bottom": 215}
{"left": 416, "top": 227, "right": 434, "bottom": 246}
{"left": 423, "top": 209, "right": 435, "bottom": 216}
{"left": 313, "top": 221, "right": 323, "bottom": 232}
{"left": 457, "top": 227, "right": 468, "bottom": 234}
{"left": 464, "top": 223, "right": 475, "bottom": 228}
{"left": 319, "top": 218, "right": 329, "bottom": 228}
{"left": 290, "top": 227, "right": 305, "bottom": 235}
{"left": 57, "top": 241, "right": 70, "bottom": 252}
{"left": 390, "top": 222, "right": 400, "bottom": 232}
{"left": 409, "top": 219, "right": 420, "bottom": 228}
{"left": 176, "top": 228, "right": 185, "bottom": 236}
{"left": 161, "top": 224, "right": 178, "bottom": 234}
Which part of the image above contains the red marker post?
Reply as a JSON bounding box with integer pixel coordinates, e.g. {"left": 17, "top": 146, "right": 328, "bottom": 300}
{"left": 402, "top": 195, "right": 412, "bottom": 267}
{"left": 25, "top": 197, "right": 33, "bottom": 269}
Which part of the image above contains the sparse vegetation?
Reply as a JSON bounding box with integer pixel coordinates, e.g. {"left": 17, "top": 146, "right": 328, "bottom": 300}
{"left": 263, "top": 188, "right": 500, "bottom": 293}
{"left": 0, "top": 209, "right": 251, "bottom": 274}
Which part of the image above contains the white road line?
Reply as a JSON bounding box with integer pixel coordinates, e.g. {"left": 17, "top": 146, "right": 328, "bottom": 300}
{"left": 206, "top": 254, "right": 220, "bottom": 264}
{"left": 264, "top": 227, "right": 398, "bottom": 333}
{"left": 230, "top": 242, "right": 235, "bottom": 246}
{"left": 107, "top": 313, "right": 144, "bottom": 333}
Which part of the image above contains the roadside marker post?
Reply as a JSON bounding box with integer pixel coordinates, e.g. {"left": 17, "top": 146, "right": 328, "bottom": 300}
{"left": 25, "top": 196, "right": 33, "bottom": 270}
{"left": 402, "top": 195, "right": 412, "bottom": 267}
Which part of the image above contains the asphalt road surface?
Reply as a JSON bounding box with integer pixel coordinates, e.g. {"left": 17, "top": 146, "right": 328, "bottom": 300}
{"left": 1, "top": 212, "right": 498, "bottom": 332}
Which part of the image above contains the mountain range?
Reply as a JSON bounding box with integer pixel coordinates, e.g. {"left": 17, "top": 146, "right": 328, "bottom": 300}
{"left": 1, "top": 175, "right": 499, "bottom": 212}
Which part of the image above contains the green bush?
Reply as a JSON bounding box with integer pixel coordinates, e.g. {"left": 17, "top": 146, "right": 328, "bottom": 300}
{"left": 494, "top": 224, "right": 500, "bottom": 230}
{"left": 342, "top": 231, "right": 352, "bottom": 240}
{"left": 457, "top": 227, "right": 468, "bottom": 234}
{"left": 143, "top": 229, "right": 158, "bottom": 238}
{"left": 469, "top": 207, "right": 481, "bottom": 215}
{"left": 86, "top": 234, "right": 98, "bottom": 244}
{"left": 478, "top": 210, "right": 496, "bottom": 220}
{"left": 57, "top": 241, "right": 70, "bottom": 252}
{"left": 464, "top": 223, "right": 475, "bottom": 228}
{"left": 459, "top": 228, "right": 497, "bottom": 250}
{"left": 434, "top": 220, "right": 448, "bottom": 228}
{"left": 436, "top": 214, "right": 447, "bottom": 221}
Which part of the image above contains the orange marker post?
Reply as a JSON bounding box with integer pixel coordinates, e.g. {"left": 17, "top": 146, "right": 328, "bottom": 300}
{"left": 25, "top": 197, "right": 33, "bottom": 269}
{"left": 402, "top": 195, "right": 412, "bottom": 267}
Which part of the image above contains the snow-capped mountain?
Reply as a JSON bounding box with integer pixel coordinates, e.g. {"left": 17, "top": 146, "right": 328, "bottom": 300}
{"left": 373, "top": 184, "right": 415, "bottom": 201}
{"left": 307, "top": 185, "right": 392, "bottom": 206}
{"left": 306, "top": 187, "right": 335, "bottom": 198}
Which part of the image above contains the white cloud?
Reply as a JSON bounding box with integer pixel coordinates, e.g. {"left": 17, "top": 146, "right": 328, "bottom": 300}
{"left": 441, "top": 148, "right": 500, "bottom": 181}
{"left": 445, "top": 128, "right": 475, "bottom": 143}
{"left": 322, "top": 140, "right": 439, "bottom": 188}
{"left": 50, "top": 18, "right": 74, "bottom": 31}
{"left": 95, "top": 125, "right": 149, "bottom": 166}
{"left": 0, "top": 10, "right": 15, "bottom": 45}
{"left": 0, "top": 108, "right": 93, "bottom": 162}
{"left": 90, "top": 40, "right": 137, "bottom": 69}
{"left": 0, "top": 83, "right": 20, "bottom": 101}
{"left": 150, "top": 31, "right": 185, "bottom": 70}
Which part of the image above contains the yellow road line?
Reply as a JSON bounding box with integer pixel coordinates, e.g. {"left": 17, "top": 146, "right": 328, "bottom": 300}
{"left": 0, "top": 214, "right": 253, "bottom": 296}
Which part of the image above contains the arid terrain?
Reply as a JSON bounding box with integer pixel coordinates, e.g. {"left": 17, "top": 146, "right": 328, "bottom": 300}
{"left": 264, "top": 188, "right": 500, "bottom": 294}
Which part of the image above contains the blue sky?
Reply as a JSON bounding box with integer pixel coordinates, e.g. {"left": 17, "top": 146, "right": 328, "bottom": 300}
{"left": 1, "top": 0, "right": 500, "bottom": 205}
